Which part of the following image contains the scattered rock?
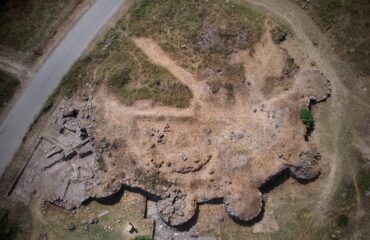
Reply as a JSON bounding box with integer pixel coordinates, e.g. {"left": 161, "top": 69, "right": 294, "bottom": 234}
{"left": 63, "top": 108, "right": 79, "bottom": 118}
{"left": 290, "top": 149, "right": 321, "bottom": 180}
{"left": 79, "top": 149, "right": 93, "bottom": 158}
{"left": 67, "top": 223, "right": 76, "bottom": 231}
{"left": 98, "top": 210, "right": 110, "bottom": 218}
{"left": 62, "top": 149, "right": 77, "bottom": 161}
{"left": 88, "top": 218, "right": 98, "bottom": 225}
{"left": 126, "top": 222, "right": 136, "bottom": 233}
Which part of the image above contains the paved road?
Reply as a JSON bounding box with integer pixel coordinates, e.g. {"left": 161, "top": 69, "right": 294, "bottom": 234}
{"left": 0, "top": 0, "right": 125, "bottom": 175}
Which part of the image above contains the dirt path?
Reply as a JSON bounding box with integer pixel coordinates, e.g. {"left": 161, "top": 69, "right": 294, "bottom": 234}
{"left": 0, "top": 0, "right": 126, "bottom": 176}
{"left": 133, "top": 38, "right": 208, "bottom": 105}
{"left": 244, "top": 0, "right": 362, "bottom": 223}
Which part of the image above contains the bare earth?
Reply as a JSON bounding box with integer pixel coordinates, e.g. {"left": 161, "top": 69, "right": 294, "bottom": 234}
{"left": 89, "top": 23, "right": 331, "bottom": 226}
{"left": 8, "top": 22, "right": 332, "bottom": 229}
{"left": 5, "top": 0, "right": 370, "bottom": 239}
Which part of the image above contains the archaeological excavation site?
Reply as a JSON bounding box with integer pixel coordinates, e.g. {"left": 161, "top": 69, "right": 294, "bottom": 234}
{"left": 0, "top": 0, "right": 369, "bottom": 239}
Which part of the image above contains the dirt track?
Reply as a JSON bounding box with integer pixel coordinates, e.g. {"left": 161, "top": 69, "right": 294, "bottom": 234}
{"left": 0, "top": 0, "right": 126, "bottom": 175}
{"left": 244, "top": 0, "right": 369, "bottom": 231}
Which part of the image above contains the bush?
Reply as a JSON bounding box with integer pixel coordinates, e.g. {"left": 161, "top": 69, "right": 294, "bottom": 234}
{"left": 299, "top": 108, "right": 314, "bottom": 129}
{"left": 336, "top": 214, "right": 349, "bottom": 227}
{"left": 271, "top": 25, "right": 288, "bottom": 44}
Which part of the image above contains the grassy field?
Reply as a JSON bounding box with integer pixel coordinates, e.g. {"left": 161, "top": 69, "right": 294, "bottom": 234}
{"left": 37, "top": 192, "right": 153, "bottom": 240}
{"left": 0, "top": 0, "right": 82, "bottom": 52}
{"left": 55, "top": 0, "right": 267, "bottom": 107}
{"left": 59, "top": 29, "right": 192, "bottom": 108}
{"left": 127, "top": 0, "right": 265, "bottom": 91}
{"left": 298, "top": 0, "right": 370, "bottom": 74}
{"left": 0, "top": 69, "right": 20, "bottom": 112}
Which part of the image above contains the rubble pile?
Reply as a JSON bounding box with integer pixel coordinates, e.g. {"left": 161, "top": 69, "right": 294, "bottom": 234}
{"left": 10, "top": 99, "right": 102, "bottom": 209}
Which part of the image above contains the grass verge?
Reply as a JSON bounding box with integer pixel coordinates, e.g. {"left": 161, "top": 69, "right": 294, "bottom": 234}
{"left": 58, "top": 30, "right": 192, "bottom": 108}
{"left": 127, "top": 0, "right": 265, "bottom": 90}
{"left": 0, "top": 0, "right": 82, "bottom": 52}
{"left": 0, "top": 69, "right": 20, "bottom": 111}
{"left": 296, "top": 0, "right": 370, "bottom": 74}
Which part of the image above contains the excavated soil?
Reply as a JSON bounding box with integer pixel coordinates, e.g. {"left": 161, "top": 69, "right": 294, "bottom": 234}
{"left": 3, "top": 20, "right": 332, "bottom": 230}
{"left": 89, "top": 27, "right": 331, "bottom": 227}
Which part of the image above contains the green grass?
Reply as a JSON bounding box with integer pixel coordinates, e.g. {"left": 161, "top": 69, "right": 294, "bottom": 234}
{"left": 127, "top": 0, "right": 265, "bottom": 88}
{"left": 0, "top": 69, "right": 20, "bottom": 110}
{"left": 55, "top": 0, "right": 267, "bottom": 107}
{"left": 131, "top": 236, "right": 151, "bottom": 240}
{"left": 58, "top": 28, "right": 192, "bottom": 108}
{"left": 302, "top": 0, "right": 370, "bottom": 74}
{"left": 106, "top": 36, "right": 192, "bottom": 108}
{"left": 0, "top": 0, "right": 82, "bottom": 51}
{"left": 97, "top": 156, "right": 107, "bottom": 172}
{"left": 45, "top": 222, "right": 122, "bottom": 240}
{"left": 299, "top": 108, "right": 314, "bottom": 129}
{"left": 309, "top": 0, "right": 344, "bottom": 29}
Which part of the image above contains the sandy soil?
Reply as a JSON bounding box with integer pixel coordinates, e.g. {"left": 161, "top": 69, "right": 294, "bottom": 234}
{"left": 2, "top": 0, "right": 369, "bottom": 238}
{"left": 89, "top": 18, "right": 331, "bottom": 227}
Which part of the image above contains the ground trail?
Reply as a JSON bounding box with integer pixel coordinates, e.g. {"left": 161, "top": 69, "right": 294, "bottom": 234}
{"left": 133, "top": 38, "right": 207, "bottom": 105}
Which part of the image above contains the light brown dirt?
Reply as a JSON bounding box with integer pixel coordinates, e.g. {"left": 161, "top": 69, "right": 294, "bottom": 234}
{"left": 91, "top": 21, "right": 331, "bottom": 226}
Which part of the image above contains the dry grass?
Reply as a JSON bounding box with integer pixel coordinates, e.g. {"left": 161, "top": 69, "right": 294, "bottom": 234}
{"left": 298, "top": 0, "right": 370, "bottom": 74}
{"left": 58, "top": 30, "right": 192, "bottom": 108}
{"left": 0, "top": 69, "right": 19, "bottom": 112}
{"left": 127, "top": 0, "right": 265, "bottom": 89}
{"left": 0, "top": 0, "right": 82, "bottom": 52}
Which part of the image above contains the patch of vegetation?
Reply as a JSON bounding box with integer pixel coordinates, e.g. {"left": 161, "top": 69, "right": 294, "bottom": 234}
{"left": 301, "top": 0, "right": 370, "bottom": 74}
{"left": 299, "top": 108, "right": 314, "bottom": 129}
{"left": 207, "top": 80, "right": 234, "bottom": 99}
{"left": 106, "top": 37, "right": 192, "bottom": 108}
{"left": 45, "top": 222, "right": 122, "bottom": 240}
{"left": 0, "top": 69, "right": 20, "bottom": 110}
{"left": 127, "top": 0, "right": 265, "bottom": 88}
{"left": 58, "top": 54, "right": 95, "bottom": 97}
{"left": 42, "top": 93, "right": 56, "bottom": 113}
{"left": 131, "top": 236, "right": 151, "bottom": 240}
{"left": 309, "top": 0, "right": 344, "bottom": 29}
{"left": 284, "top": 56, "right": 300, "bottom": 77}
{"left": 97, "top": 156, "right": 107, "bottom": 172}
{"left": 336, "top": 214, "right": 349, "bottom": 227}
{"left": 357, "top": 169, "right": 370, "bottom": 194}
{"left": 0, "top": 208, "right": 13, "bottom": 240}
{"left": 58, "top": 28, "right": 192, "bottom": 108}
{"left": 0, "top": 0, "right": 82, "bottom": 51}
{"left": 271, "top": 25, "right": 289, "bottom": 44}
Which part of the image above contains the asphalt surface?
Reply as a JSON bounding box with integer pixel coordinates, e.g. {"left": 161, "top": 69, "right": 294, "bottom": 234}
{"left": 0, "top": 0, "right": 125, "bottom": 175}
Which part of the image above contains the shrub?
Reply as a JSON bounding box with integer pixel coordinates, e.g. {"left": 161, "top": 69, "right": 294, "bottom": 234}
{"left": 271, "top": 25, "right": 288, "bottom": 44}
{"left": 299, "top": 108, "right": 314, "bottom": 129}
{"left": 336, "top": 214, "right": 349, "bottom": 227}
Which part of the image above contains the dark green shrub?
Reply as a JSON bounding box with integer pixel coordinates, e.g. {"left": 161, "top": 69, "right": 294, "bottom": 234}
{"left": 299, "top": 108, "right": 314, "bottom": 129}
{"left": 336, "top": 214, "right": 349, "bottom": 227}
